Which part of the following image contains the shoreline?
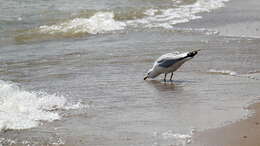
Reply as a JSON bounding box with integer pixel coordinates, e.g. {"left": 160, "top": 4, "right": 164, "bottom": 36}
{"left": 190, "top": 99, "right": 260, "bottom": 146}
{"left": 184, "top": 0, "right": 260, "bottom": 144}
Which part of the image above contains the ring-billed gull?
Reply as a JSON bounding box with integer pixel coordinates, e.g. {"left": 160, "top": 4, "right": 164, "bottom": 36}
{"left": 144, "top": 50, "right": 200, "bottom": 81}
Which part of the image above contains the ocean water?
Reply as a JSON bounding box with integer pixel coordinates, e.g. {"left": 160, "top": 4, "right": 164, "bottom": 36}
{"left": 1, "top": 0, "right": 260, "bottom": 145}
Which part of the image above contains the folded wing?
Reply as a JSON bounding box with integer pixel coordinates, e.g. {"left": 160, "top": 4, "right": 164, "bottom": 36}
{"left": 156, "top": 53, "right": 188, "bottom": 68}
{"left": 157, "top": 58, "right": 184, "bottom": 68}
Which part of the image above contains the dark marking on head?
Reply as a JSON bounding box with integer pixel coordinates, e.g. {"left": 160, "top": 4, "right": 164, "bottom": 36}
{"left": 187, "top": 50, "right": 198, "bottom": 58}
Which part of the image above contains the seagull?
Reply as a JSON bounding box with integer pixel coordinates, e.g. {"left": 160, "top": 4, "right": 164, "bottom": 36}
{"left": 144, "top": 50, "right": 200, "bottom": 81}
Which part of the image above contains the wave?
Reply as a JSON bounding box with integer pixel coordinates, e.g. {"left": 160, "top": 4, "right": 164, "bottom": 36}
{"left": 208, "top": 69, "right": 260, "bottom": 81}
{"left": 208, "top": 69, "right": 238, "bottom": 76}
{"left": 127, "top": 0, "right": 229, "bottom": 28}
{"left": 0, "top": 80, "right": 85, "bottom": 131}
{"left": 15, "top": 0, "right": 229, "bottom": 42}
{"left": 39, "top": 12, "right": 126, "bottom": 35}
{"left": 15, "top": 12, "right": 126, "bottom": 43}
{"left": 39, "top": 0, "right": 229, "bottom": 32}
{"left": 153, "top": 130, "right": 194, "bottom": 146}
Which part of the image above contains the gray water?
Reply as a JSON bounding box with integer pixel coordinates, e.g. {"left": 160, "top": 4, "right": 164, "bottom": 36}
{"left": 1, "top": 0, "right": 260, "bottom": 145}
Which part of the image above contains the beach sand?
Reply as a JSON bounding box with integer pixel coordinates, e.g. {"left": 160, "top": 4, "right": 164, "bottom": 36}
{"left": 190, "top": 72, "right": 260, "bottom": 146}
{"left": 191, "top": 99, "right": 260, "bottom": 146}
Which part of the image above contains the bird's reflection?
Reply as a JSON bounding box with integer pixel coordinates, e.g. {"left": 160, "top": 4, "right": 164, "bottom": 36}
{"left": 146, "top": 79, "right": 185, "bottom": 92}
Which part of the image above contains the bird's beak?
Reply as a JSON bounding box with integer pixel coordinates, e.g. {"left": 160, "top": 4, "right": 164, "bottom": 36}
{"left": 144, "top": 76, "right": 148, "bottom": 80}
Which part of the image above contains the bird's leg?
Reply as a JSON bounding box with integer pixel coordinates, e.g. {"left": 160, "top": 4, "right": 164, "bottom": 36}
{"left": 170, "top": 73, "right": 173, "bottom": 81}
{"left": 164, "top": 73, "right": 167, "bottom": 82}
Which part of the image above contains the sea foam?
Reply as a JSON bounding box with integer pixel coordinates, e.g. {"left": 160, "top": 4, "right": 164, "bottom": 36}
{"left": 208, "top": 69, "right": 238, "bottom": 76}
{"left": 39, "top": 12, "right": 126, "bottom": 35}
{"left": 153, "top": 130, "right": 194, "bottom": 146}
{"left": 39, "top": 0, "right": 228, "bottom": 35}
{"left": 0, "top": 80, "right": 83, "bottom": 131}
{"left": 127, "top": 0, "right": 229, "bottom": 29}
{"left": 19, "top": 0, "right": 229, "bottom": 42}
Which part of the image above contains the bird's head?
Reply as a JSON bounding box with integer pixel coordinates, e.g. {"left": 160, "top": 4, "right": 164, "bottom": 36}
{"left": 144, "top": 69, "right": 159, "bottom": 80}
{"left": 187, "top": 49, "right": 200, "bottom": 58}
{"left": 144, "top": 69, "right": 152, "bottom": 80}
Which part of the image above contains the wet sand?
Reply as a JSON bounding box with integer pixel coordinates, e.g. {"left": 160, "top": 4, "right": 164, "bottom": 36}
{"left": 190, "top": 73, "right": 260, "bottom": 146}
{"left": 191, "top": 99, "right": 260, "bottom": 146}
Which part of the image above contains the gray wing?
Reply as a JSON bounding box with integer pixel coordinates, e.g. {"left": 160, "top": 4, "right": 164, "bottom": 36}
{"left": 157, "top": 58, "right": 184, "bottom": 68}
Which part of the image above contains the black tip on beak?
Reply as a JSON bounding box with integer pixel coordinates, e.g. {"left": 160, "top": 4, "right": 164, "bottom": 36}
{"left": 144, "top": 76, "right": 148, "bottom": 80}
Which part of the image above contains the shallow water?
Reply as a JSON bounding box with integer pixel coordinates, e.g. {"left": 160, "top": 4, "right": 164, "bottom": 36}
{"left": 1, "top": 0, "right": 260, "bottom": 145}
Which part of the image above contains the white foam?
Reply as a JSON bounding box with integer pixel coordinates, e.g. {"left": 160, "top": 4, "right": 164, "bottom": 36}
{"left": 208, "top": 69, "right": 238, "bottom": 76}
{"left": 240, "top": 71, "right": 260, "bottom": 81}
{"left": 153, "top": 130, "right": 193, "bottom": 146}
{"left": 37, "top": 0, "right": 228, "bottom": 37}
{"left": 63, "top": 101, "right": 90, "bottom": 110}
{"left": 127, "top": 0, "right": 229, "bottom": 29}
{"left": 39, "top": 12, "right": 126, "bottom": 35}
{"left": 162, "top": 130, "right": 191, "bottom": 141}
{"left": 0, "top": 80, "right": 84, "bottom": 131}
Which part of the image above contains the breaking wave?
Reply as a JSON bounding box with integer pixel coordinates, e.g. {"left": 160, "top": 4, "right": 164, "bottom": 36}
{"left": 15, "top": 0, "right": 229, "bottom": 42}
{"left": 39, "top": 12, "right": 126, "bottom": 35}
{"left": 15, "top": 12, "right": 126, "bottom": 42}
{"left": 0, "top": 80, "right": 85, "bottom": 131}
{"left": 127, "top": 0, "right": 229, "bottom": 28}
